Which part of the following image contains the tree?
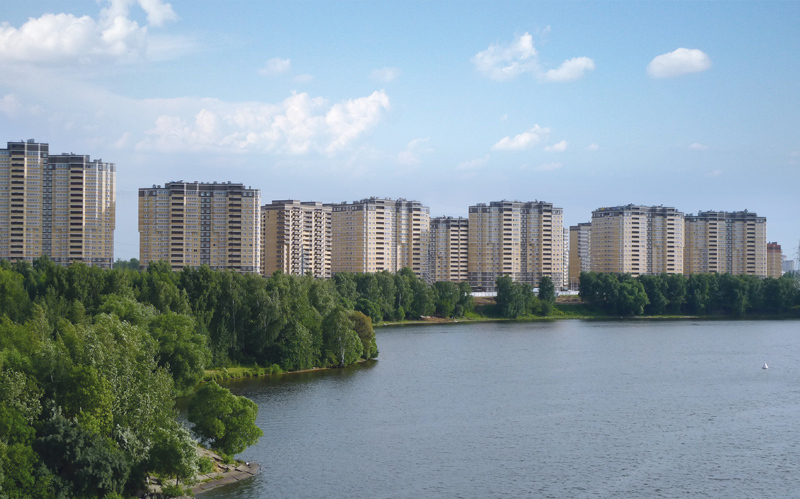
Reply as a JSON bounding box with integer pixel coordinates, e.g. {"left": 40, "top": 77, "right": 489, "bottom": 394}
{"left": 148, "top": 425, "right": 198, "bottom": 487}
{"left": 322, "top": 307, "right": 362, "bottom": 367}
{"left": 350, "top": 311, "right": 378, "bottom": 359}
{"left": 538, "top": 276, "right": 555, "bottom": 316}
{"left": 187, "top": 381, "right": 262, "bottom": 456}
{"left": 433, "top": 281, "right": 458, "bottom": 318}
{"left": 148, "top": 312, "right": 209, "bottom": 394}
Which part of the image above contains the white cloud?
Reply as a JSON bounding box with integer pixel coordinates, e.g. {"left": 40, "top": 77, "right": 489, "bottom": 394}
{"left": 397, "top": 137, "right": 431, "bottom": 165}
{"left": 542, "top": 57, "right": 595, "bottom": 82}
{"left": 472, "top": 32, "right": 538, "bottom": 81}
{"left": 259, "top": 58, "right": 291, "bottom": 77}
{"left": 138, "top": 90, "right": 391, "bottom": 155}
{"left": 0, "top": 94, "right": 22, "bottom": 117}
{"left": 586, "top": 143, "right": 599, "bottom": 151}
{"left": 533, "top": 162, "right": 563, "bottom": 172}
{"left": 706, "top": 169, "right": 723, "bottom": 177}
{"left": 0, "top": 0, "right": 178, "bottom": 66}
{"left": 689, "top": 142, "right": 708, "bottom": 150}
{"left": 492, "top": 125, "right": 550, "bottom": 151}
{"left": 647, "top": 48, "right": 711, "bottom": 79}
{"left": 456, "top": 155, "right": 490, "bottom": 170}
{"left": 370, "top": 67, "right": 400, "bottom": 83}
{"left": 473, "top": 32, "right": 594, "bottom": 82}
{"left": 544, "top": 140, "right": 568, "bottom": 152}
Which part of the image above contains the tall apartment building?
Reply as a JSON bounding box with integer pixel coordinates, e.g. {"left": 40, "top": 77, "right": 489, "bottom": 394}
{"left": 139, "top": 181, "right": 260, "bottom": 272}
{"left": 568, "top": 222, "right": 592, "bottom": 289}
{"left": 328, "top": 197, "right": 429, "bottom": 278}
{"left": 468, "top": 200, "right": 563, "bottom": 291}
{"left": 0, "top": 139, "right": 115, "bottom": 267}
{"left": 767, "top": 242, "right": 782, "bottom": 278}
{"left": 429, "top": 216, "right": 469, "bottom": 283}
{"left": 562, "top": 227, "right": 570, "bottom": 290}
{"left": 261, "top": 200, "right": 331, "bottom": 278}
{"left": 684, "top": 210, "right": 767, "bottom": 277}
{"left": 589, "top": 205, "right": 684, "bottom": 277}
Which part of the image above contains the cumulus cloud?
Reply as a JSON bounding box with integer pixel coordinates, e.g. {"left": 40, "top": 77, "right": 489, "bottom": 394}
{"left": 587, "top": 143, "right": 599, "bottom": 151}
{"left": 472, "top": 32, "right": 538, "bottom": 81}
{"left": 370, "top": 67, "right": 400, "bottom": 83}
{"left": 0, "top": 94, "right": 22, "bottom": 117}
{"left": 473, "top": 32, "right": 594, "bottom": 82}
{"left": 398, "top": 137, "right": 431, "bottom": 165}
{"left": 137, "top": 90, "right": 391, "bottom": 155}
{"left": 457, "top": 155, "right": 490, "bottom": 170}
{"left": 544, "top": 140, "right": 568, "bottom": 152}
{"left": 542, "top": 57, "right": 595, "bottom": 82}
{"left": 492, "top": 125, "right": 550, "bottom": 151}
{"left": 0, "top": 0, "right": 177, "bottom": 65}
{"left": 647, "top": 48, "right": 711, "bottom": 78}
{"left": 689, "top": 142, "right": 708, "bottom": 150}
{"left": 259, "top": 57, "right": 291, "bottom": 76}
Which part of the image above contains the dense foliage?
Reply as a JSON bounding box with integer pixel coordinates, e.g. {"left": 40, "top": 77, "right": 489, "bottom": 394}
{"left": 579, "top": 271, "right": 800, "bottom": 317}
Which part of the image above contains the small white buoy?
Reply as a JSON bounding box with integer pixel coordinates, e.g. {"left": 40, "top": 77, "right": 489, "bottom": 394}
{"left": 762, "top": 362, "right": 769, "bottom": 370}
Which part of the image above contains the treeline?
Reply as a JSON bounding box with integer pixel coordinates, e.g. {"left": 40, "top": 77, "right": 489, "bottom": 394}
{"left": 579, "top": 271, "right": 800, "bottom": 316}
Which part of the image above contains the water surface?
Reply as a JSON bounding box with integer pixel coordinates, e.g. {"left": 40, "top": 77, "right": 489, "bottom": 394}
{"left": 204, "top": 319, "right": 800, "bottom": 498}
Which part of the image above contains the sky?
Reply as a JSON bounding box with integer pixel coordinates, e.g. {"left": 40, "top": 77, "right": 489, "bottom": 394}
{"left": 1, "top": 0, "right": 798, "bottom": 261}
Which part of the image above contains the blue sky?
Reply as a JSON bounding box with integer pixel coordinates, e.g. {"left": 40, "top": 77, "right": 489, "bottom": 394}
{"left": 1, "top": 1, "right": 798, "bottom": 261}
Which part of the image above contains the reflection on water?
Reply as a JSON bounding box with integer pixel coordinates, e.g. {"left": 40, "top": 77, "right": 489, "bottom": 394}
{"left": 202, "top": 319, "right": 800, "bottom": 499}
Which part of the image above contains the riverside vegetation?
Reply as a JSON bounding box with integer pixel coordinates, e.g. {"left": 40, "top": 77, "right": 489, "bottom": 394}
{"left": 1, "top": 257, "right": 797, "bottom": 498}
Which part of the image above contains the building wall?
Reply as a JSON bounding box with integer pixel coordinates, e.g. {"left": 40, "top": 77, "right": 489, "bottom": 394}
{"left": 429, "top": 216, "right": 469, "bottom": 283}
{"left": 767, "top": 242, "right": 782, "bottom": 278}
{"left": 569, "top": 222, "right": 591, "bottom": 289}
{"left": 590, "top": 205, "right": 684, "bottom": 277}
{"left": 261, "top": 200, "right": 331, "bottom": 278}
{"left": 468, "top": 200, "right": 563, "bottom": 291}
{"left": 0, "top": 140, "right": 115, "bottom": 268}
{"left": 139, "top": 181, "right": 260, "bottom": 273}
{"left": 684, "top": 211, "right": 767, "bottom": 277}
{"left": 329, "top": 197, "right": 429, "bottom": 278}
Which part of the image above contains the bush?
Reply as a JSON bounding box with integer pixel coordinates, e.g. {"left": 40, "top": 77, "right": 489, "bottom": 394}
{"left": 162, "top": 483, "right": 192, "bottom": 497}
{"left": 198, "top": 456, "right": 214, "bottom": 474}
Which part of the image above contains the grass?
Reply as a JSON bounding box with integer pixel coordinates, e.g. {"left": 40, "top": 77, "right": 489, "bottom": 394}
{"left": 202, "top": 364, "right": 283, "bottom": 383}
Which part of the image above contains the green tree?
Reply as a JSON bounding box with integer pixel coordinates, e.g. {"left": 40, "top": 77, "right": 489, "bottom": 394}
{"left": 433, "top": 281, "right": 458, "bottom": 318}
{"left": 148, "top": 312, "right": 209, "bottom": 394}
{"left": 349, "top": 311, "right": 378, "bottom": 359}
{"left": 187, "top": 381, "right": 262, "bottom": 456}
{"left": 538, "top": 276, "right": 555, "bottom": 316}
{"left": 147, "top": 425, "right": 198, "bottom": 487}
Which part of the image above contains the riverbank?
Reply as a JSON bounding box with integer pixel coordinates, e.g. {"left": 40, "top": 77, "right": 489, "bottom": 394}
{"left": 142, "top": 447, "right": 259, "bottom": 498}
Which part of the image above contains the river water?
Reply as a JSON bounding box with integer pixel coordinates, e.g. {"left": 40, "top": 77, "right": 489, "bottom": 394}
{"left": 204, "top": 319, "right": 800, "bottom": 498}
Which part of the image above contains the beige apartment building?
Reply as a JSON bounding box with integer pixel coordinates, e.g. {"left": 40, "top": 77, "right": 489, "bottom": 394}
{"left": 139, "top": 181, "right": 260, "bottom": 272}
{"left": 328, "top": 197, "right": 429, "bottom": 278}
{"left": 429, "top": 216, "right": 469, "bottom": 283}
{"left": 589, "top": 205, "right": 684, "bottom": 277}
{"left": 261, "top": 200, "right": 331, "bottom": 278}
{"left": 767, "top": 242, "right": 782, "bottom": 278}
{"left": 568, "top": 222, "right": 592, "bottom": 289}
{"left": 684, "top": 210, "right": 767, "bottom": 277}
{"left": 468, "top": 200, "right": 564, "bottom": 291}
{"left": 0, "top": 140, "right": 116, "bottom": 268}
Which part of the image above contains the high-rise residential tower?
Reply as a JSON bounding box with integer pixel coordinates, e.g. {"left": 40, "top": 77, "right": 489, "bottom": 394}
{"left": 468, "top": 200, "right": 564, "bottom": 291}
{"left": 767, "top": 242, "right": 782, "bottom": 278}
{"left": 261, "top": 200, "right": 331, "bottom": 278}
{"left": 0, "top": 140, "right": 116, "bottom": 267}
{"left": 589, "top": 204, "right": 684, "bottom": 277}
{"left": 568, "top": 222, "right": 592, "bottom": 290}
{"left": 684, "top": 210, "right": 767, "bottom": 277}
{"left": 429, "top": 216, "right": 469, "bottom": 283}
{"left": 328, "top": 197, "right": 429, "bottom": 278}
{"left": 139, "top": 181, "right": 260, "bottom": 272}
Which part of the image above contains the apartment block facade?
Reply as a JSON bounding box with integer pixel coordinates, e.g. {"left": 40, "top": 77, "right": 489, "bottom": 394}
{"left": 589, "top": 205, "right": 684, "bottom": 277}
{"left": 328, "top": 197, "right": 429, "bottom": 278}
{"left": 0, "top": 140, "right": 116, "bottom": 267}
{"left": 684, "top": 210, "right": 767, "bottom": 277}
{"left": 468, "top": 200, "right": 564, "bottom": 291}
{"left": 767, "top": 242, "right": 782, "bottom": 278}
{"left": 139, "top": 181, "right": 260, "bottom": 272}
{"left": 429, "top": 216, "right": 469, "bottom": 283}
{"left": 261, "top": 200, "right": 331, "bottom": 278}
{"left": 568, "top": 222, "right": 592, "bottom": 289}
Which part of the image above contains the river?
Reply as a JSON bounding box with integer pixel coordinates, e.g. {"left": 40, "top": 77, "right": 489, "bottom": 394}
{"left": 203, "top": 319, "right": 800, "bottom": 498}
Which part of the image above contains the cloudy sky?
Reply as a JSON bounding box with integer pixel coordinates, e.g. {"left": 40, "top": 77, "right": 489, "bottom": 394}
{"left": 1, "top": 1, "right": 798, "bottom": 261}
